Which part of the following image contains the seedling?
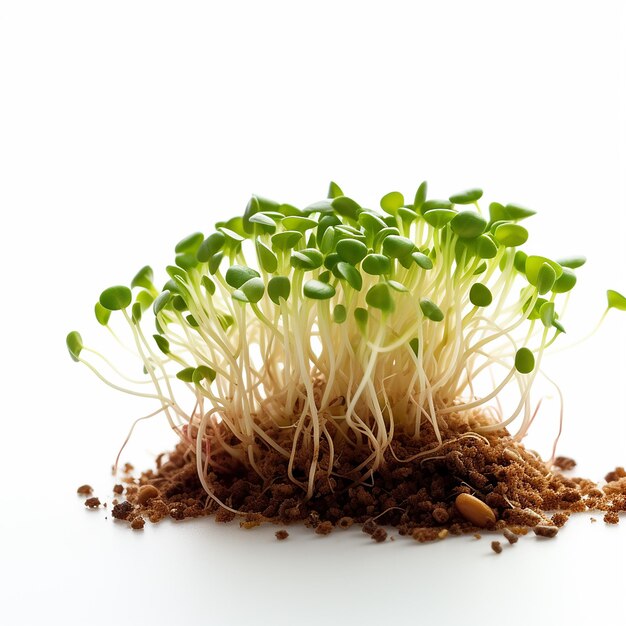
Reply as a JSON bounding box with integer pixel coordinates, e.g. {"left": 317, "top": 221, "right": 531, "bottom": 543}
{"left": 67, "top": 183, "right": 625, "bottom": 507}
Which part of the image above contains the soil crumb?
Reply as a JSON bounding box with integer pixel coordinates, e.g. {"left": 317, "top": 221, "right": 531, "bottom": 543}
{"left": 95, "top": 415, "right": 626, "bottom": 543}
{"left": 491, "top": 540, "right": 503, "bottom": 554}
{"left": 84, "top": 497, "right": 100, "bottom": 508}
{"left": 275, "top": 530, "right": 289, "bottom": 540}
{"left": 77, "top": 484, "right": 93, "bottom": 496}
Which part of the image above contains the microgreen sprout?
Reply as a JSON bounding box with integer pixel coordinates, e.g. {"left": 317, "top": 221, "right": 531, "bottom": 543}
{"left": 67, "top": 183, "right": 625, "bottom": 502}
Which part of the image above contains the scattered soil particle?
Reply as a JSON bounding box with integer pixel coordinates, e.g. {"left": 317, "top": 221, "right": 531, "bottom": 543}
{"left": 130, "top": 517, "right": 145, "bottom": 530}
{"left": 604, "top": 467, "right": 626, "bottom": 483}
{"left": 123, "top": 463, "right": 134, "bottom": 473}
{"left": 275, "top": 530, "right": 289, "bottom": 540}
{"left": 337, "top": 516, "right": 354, "bottom": 529}
{"left": 604, "top": 511, "right": 619, "bottom": 525}
{"left": 315, "top": 521, "right": 333, "bottom": 535}
{"left": 473, "top": 533, "right": 482, "bottom": 540}
{"left": 112, "top": 501, "right": 134, "bottom": 521}
{"left": 84, "top": 497, "right": 100, "bottom": 508}
{"left": 77, "top": 484, "right": 93, "bottom": 496}
{"left": 491, "top": 541, "right": 503, "bottom": 554}
{"left": 503, "top": 529, "right": 518, "bottom": 544}
{"left": 371, "top": 527, "right": 388, "bottom": 543}
{"left": 113, "top": 484, "right": 124, "bottom": 495}
{"left": 362, "top": 519, "right": 378, "bottom": 536}
{"left": 551, "top": 512, "right": 570, "bottom": 528}
{"left": 554, "top": 456, "right": 577, "bottom": 471}
{"left": 591, "top": 517, "right": 597, "bottom": 523}
{"left": 533, "top": 525, "right": 559, "bottom": 538}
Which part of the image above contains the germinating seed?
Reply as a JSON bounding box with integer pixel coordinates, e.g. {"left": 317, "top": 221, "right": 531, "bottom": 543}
{"left": 454, "top": 493, "right": 497, "bottom": 527}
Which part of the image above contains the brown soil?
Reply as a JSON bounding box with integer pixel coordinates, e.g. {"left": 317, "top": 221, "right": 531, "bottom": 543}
{"left": 96, "top": 416, "right": 626, "bottom": 542}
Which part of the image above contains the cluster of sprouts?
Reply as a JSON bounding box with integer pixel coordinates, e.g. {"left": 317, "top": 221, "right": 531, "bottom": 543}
{"left": 67, "top": 183, "right": 626, "bottom": 499}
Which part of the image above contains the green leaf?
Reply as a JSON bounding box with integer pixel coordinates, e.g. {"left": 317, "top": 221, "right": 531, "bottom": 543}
{"left": 358, "top": 211, "right": 387, "bottom": 235}
{"left": 423, "top": 208, "right": 457, "bottom": 228}
{"left": 131, "top": 302, "right": 142, "bottom": 323}
{"left": 217, "top": 225, "right": 245, "bottom": 243}
{"left": 476, "top": 235, "right": 498, "bottom": 259}
{"left": 398, "top": 207, "right": 418, "bottom": 226}
{"left": 99, "top": 286, "right": 132, "bottom": 311}
{"left": 153, "top": 290, "right": 171, "bottom": 315}
{"left": 256, "top": 240, "right": 278, "bottom": 273}
{"left": 290, "top": 249, "right": 324, "bottom": 271}
{"left": 186, "top": 314, "right": 198, "bottom": 328}
{"left": 153, "top": 334, "right": 170, "bottom": 354}
{"left": 282, "top": 216, "right": 318, "bottom": 232}
{"left": 607, "top": 289, "right": 626, "bottom": 311}
{"left": 136, "top": 290, "right": 155, "bottom": 312}
{"left": 387, "top": 279, "right": 408, "bottom": 292}
{"left": 421, "top": 199, "right": 453, "bottom": 214}
{"left": 380, "top": 191, "right": 404, "bottom": 214}
{"left": 449, "top": 188, "right": 483, "bottom": 204}
{"left": 278, "top": 203, "right": 303, "bottom": 217}
{"left": 248, "top": 212, "right": 278, "bottom": 232}
{"left": 514, "top": 250, "right": 528, "bottom": 273}
{"left": 362, "top": 253, "right": 392, "bottom": 275}
{"left": 489, "top": 202, "right": 536, "bottom": 223}
{"left": 525, "top": 256, "right": 563, "bottom": 287}
{"left": 366, "top": 283, "right": 394, "bottom": 312}
{"left": 334, "top": 261, "right": 362, "bottom": 291}
{"left": 175, "top": 253, "right": 198, "bottom": 270}
{"left": 331, "top": 196, "right": 362, "bottom": 220}
{"left": 336, "top": 239, "right": 368, "bottom": 265}
{"left": 175, "top": 232, "right": 203, "bottom": 255}
{"left": 552, "top": 267, "right": 577, "bottom": 294}
{"left": 515, "top": 347, "right": 535, "bottom": 374}
{"left": 94, "top": 302, "right": 111, "bottom": 326}
{"left": 354, "top": 307, "right": 368, "bottom": 333}
{"left": 557, "top": 256, "right": 586, "bottom": 269}
{"left": 473, "top": 262, "right": 487, "bottom": 275}
{"left": 536, "top": 263, "right": 557, "bottom": 295}
{"left": 218, "top": 314, "right": 234, "bottom": 331}
{"left": 201, "top": 276, "right": 216, "bottom": 296}
{"left": 540, "top": 301, "right": 555, "bottom": 328}
{"left": 382, "top": 235, "right": 415, "bottom": 258}
{"left": 373, "top": 226, "right": 400, "bottom": 250}
{"left": 271, "top": 230, "right": 303, "bottom": 251}
{"left": 197, "top": 232, "right": 227, "bottom": 263}
{"left": 240, "top": 277, "right": 265, "bottom": 303}
{"left": 193, "top": 365, "right": 216, "bottom": 384}
{"left": 268, "top": 276, "right": 291, "bottom": 304}
{"left": 414, "top": 181, "right": 428, "bottom": 213}
{"left": 176, "top": 367, "right": 196, "bottom": 383}
{"left": 411, "top": 251, "right": 433, "bottom": 270}
{"left": 303, "top": 280, "right": 336, "bottom": 300}
{"left": 419, "top": 298, "right": 444, "bottom": 322}
{"left": 333, "top": 304, "right": 347, "bottom": 324}
{"left": 409, "top": 337, "right": 420, "bottom": 358}
{"left": 469, "top": 283, "right": 493, "bottom": 307}
{"left": 450, "top": 211, "right": 487, "bottom": 239}
{"left": 131, "top": 266, "right": 154, "bottom": 291}
{"left": 323, "top": 252, "right": 341, "bottom": 270}
{"left": 225, "top": 265, "right": 260, "bottom": 289}
{"left": 328, "top": 181, "right": 344, "bottom": 199}
{"left": 208, "top": 252, "right": 223, "bottom": 275}
{"left": 66, "top": 331, "right": 83, "bottom": 362}
{"left": 494, "top": 223, "right": 528, "bottom": 247}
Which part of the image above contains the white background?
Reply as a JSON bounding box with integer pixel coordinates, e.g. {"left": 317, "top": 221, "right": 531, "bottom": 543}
{"left": 1, "top": 1, "right": 625, "bottom": 625}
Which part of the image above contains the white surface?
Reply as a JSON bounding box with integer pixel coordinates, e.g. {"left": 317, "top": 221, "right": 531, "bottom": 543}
{"left": 1, "top": 2, "right": 625, "bottom": 625}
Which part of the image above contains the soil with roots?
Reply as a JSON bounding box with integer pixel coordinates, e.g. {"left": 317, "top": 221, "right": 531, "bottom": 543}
{"left": 99, "top": 415, "right": 626, "bottom": 541}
